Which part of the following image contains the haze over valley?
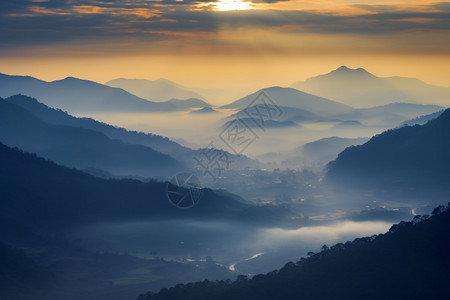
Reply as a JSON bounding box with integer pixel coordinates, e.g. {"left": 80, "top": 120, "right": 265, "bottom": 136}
{"left": 1, "top": 0, "right": 450, "bottom": 299}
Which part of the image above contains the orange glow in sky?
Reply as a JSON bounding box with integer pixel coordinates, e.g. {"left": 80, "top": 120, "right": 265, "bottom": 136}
{"left": 0, "top": 0, "right": 449, "bottom": 92}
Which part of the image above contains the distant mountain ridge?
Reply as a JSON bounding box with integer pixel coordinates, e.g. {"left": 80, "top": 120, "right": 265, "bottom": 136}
{"left": 0, "top": 96, "right": 182, "bottom": 177}
{"left": 105, "top": 78, "right": 205, "bottom": 102}
{"left": 291, "top": 66, "right": 450, "bottom": 107}
{"left": 224, "top": 99, "right": 441, "bottom": 129}
{"left": 0, "top": 73, "right": 206, "bottom": 113}
{"left": 336, "top": 102, "right": 443, "bottom": 120}
{"left": 4, "top": 94, "right": 190, "bottom": 156}
{"left": 4, "top": 94, "right": 259, "bottom": 171}
{"left": 221, "top": 87, "right": 352, "bottom": 116}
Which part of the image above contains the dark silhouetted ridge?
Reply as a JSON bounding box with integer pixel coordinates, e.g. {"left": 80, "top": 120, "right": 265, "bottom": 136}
{"left": 330, "top": 65, "right": 375, "bottom": 77}
{"left": 137, "top": 204, "right": 450, "bottom": 300}
{"left": 0, "top": 96, "right": 183, "bottom": 177}
{"left": 326, "top": 108, "right": 450, "bottom": 187}
{"left": 0, "top": 142, "right": 287, "bottom": 228}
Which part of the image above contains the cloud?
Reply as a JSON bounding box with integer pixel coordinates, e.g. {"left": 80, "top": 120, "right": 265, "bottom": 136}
{"left": 0, "top": 0, "right": 449, "bottom": 55}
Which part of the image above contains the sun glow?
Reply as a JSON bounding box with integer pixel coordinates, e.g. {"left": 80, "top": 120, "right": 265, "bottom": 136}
{"left": 214, "top": 0, "right": 253, "bottom": 11}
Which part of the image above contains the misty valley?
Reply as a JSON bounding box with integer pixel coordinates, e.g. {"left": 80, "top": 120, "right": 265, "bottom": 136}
{"left": 1, "top": 66, "right": 450, "bottom": 300}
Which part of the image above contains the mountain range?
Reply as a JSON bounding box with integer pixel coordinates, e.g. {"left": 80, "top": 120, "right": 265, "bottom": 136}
{"left": 3, "top": 95, "right": 259, "bottom": 173}
{"left": 105, "top": 77, "right": 246, "bottom": 105}
{"left": 224, "top": 99, "right": 442, "bottom": 129}
{"left": 0, "top": 73, "right": 209, "bottom": 113}
{"left": 3, "top": 70, "right": 446, "bottom": 119}
{"left": 291, "top": 66, "right": 450, "bottom": 107}
{"left": 105, "top": 78, "right": 205, "bottom": 102}
{"left": 4, "top": 94, "right": 189, "bottom": 156}
{"left": 0, "top": 96, "right": 182, "bottom": 177}
{"left": 2, "top": 67, "right": 450, "bottom": 300}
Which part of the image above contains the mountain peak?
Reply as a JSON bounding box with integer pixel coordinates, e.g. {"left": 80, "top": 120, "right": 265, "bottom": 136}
{"left": 330, "top": 65, "right": 374, "bottom": 77}
{"left": 336, "top": 65, "right": 351, "bottom": 71}
{"left": 60, "top": 76, "right": 80, "bottom": 81}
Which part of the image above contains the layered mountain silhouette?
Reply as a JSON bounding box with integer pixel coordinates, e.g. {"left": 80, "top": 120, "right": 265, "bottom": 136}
{"left": 221, "top": 87, "right": 352, "bottom": 116}
{"left": 105, "top": 78, "right": 205, "bottom": 102}
{"left": 0, "top": 97, "right": 182, "bottom": 177}
{"left": 138, "top": 204, "right": 450, "bottom": 299}
{"left": 223, "top": 99, "right": 440, "bottom": 129}
{"left": 3, "top": 95, "right": 258, "bottom": 170}
{"left": 4, "top": 94, "right": 189, "bottom": 156}
{"left": 0, "top": 142, "right": 286, "bottom": 228}
{"left": 291, "top": 66, "right": 450, "bottom": 107}
{"left": 0, "top": 143, "right": 286, "bottom": 300}
{"left": 0, "top": 73, "right": 203, "bottom": 113}
{"left": 326, "top": 108, "right": 450, "bottom": 187}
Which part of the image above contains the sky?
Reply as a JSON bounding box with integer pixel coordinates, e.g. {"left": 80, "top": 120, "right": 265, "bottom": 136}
{"left": 1, "top": 0, "right": 449, "bottom": 91}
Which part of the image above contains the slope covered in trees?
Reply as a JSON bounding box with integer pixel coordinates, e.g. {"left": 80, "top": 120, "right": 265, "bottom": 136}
{"left": 0, "top": 142, "right": 287, "bottom": 228}
{"left": 4, "top": 94, "right": 257, "bottom": 169}
{"left": 138, "top": 204, "right": 450, "bottom": 300}
{"left": 326, "top": 108, "right": 450, "bottom": 188}
{"left": 0, "top": 97, "right": 183, "bottom": 177}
